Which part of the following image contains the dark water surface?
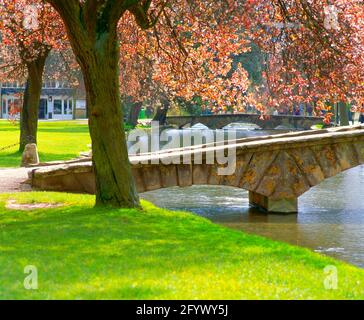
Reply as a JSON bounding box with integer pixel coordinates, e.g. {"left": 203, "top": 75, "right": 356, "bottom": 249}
{"left": 141, "top": 166, "right": 364, "bottom": 268}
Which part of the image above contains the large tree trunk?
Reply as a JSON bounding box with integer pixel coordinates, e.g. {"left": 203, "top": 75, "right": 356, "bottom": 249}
{"left": 153, "top": 100, "right": 170, "bottom": 125}
{"left": 19, "top": 52, "right": 49, "bottom": 152}
{"left": 47, "top": 1, "right": 142, "bottom": 208}
{"left": 127, "top": 101, "right": 143, "bottom": 128}
{"left": 79, "top": 36, "right": 140, "bottom": 208}
{"left": 339, "top": 101, "right": 349, "bottom": 126}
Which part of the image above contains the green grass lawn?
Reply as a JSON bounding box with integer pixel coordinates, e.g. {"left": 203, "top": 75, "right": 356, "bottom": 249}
{"left": 1, "top": 120, "right": 363, "bottom": 299}
{"left": 0, "top": 192, "right": 363, "bottom": 300}
{"left": 0, "top": 120, "right": 91, "bottom": 167}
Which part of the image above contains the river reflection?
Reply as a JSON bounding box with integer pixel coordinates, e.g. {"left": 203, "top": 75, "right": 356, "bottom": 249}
{"left": 141, "top": 166, "right": 364, "bottom": 268}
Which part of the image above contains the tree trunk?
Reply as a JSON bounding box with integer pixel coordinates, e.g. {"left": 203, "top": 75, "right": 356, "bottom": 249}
{"left": 72, "top": 98, "right": 77, "bottom": 120}
{"left": 153, "top": 100, "right": 170, "bottom": 125}
{"left": 79, "top": 37, "right": 140, "bottom": 208}
{"left": 127, "top": 101, "right": 143, "bottom": 128}
{"left": 47, "top": 3, "right": 141, "bottom": 209}
{"left": 19, "top": 52, "right": 49, "bottom": 152}
{"left": 339, "top": 101, "right": 349, "bottom": 126}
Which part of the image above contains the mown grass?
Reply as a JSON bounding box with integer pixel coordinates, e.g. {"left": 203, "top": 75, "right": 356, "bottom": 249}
{"left": 0, "top": 192, "right": 363, "bottom": 300}
{"left": 0, "top": 120, "right": 91, "bottom": 167}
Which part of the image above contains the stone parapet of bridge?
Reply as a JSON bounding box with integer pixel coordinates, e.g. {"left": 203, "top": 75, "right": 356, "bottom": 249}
{"left": 28, "top": 125, "right": 364, "bottom": 213}
{"left": 167, "top": 113, "right": 324, "bottom": 130}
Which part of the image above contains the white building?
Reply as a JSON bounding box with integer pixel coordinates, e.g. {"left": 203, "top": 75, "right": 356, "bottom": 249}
{"left": 0, "top": 81, "right": 87, "bottom": 120}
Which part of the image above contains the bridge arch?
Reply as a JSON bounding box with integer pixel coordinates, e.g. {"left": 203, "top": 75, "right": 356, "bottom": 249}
{"left": 141, "top": 164, "right": 364, "bottom": 214}
{"left": 298, "top": 164, "right": 364, "bottom": 209}
{"left": 130, "top": 141, "right": 364, "bottom": 213}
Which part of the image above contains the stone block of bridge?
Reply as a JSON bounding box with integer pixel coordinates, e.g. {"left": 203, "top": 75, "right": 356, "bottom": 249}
{"left": 249, "top": 191, "right": 298, "bottom": 213}
{"left": 30, "top": 163, "right": 95, "bottom": 194}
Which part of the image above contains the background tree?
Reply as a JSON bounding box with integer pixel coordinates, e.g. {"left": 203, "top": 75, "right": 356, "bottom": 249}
{"left": 118, "top": 2, "right": 253, "bottom": 125}
{"left": 43, "top": 0, "right": 363, "bottom": 209}
{"left": 119, "top": 0, "right": 363, "bottom": 123}
{"left": 244, "top": 0, "right": 364, "bottom": 123}
{"left": 0, "top": 0, "right": 68, "bottom": 151}
{"left": 44, "top": 0, "right": 256, "bottom": 208}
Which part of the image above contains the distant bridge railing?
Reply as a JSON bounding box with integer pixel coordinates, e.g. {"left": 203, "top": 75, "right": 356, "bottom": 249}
{"left": 166, "top": 113, "right": 325, "bottom": 130}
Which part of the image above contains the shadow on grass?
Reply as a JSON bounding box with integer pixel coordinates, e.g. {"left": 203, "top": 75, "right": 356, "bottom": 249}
{"left": 0, "top": 151, "right": 22, "bottom": 168}
{"left": 0, "top": 152, "right": 81, "bottom": 168}
{"left": 38, "top": 127, "right": 90, "bottom": 134}
{"left": 38, "top": 152, "right": 83, "bottom": 162}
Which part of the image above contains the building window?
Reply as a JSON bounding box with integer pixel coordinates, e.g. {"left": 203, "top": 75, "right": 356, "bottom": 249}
{"left": 3, "top": 82, "right": 20, "bottom": 88}
{"left": 63, "top": 100, "right": 73, "bottom": 115}
{"left": 1, "top": 96, "right": 21, "bottom": 116}
{"left": 54, "top": 99, "right": 62, "bottom": 114}
{"left": 45, "top": 81, "right": 57, "bottom": 88}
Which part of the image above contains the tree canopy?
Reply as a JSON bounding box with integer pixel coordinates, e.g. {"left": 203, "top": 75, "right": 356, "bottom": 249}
{"left": 1, "top": 0, "right": 362, "bottom": 208}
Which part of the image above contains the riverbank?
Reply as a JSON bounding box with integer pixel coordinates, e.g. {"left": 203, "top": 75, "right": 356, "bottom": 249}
{"left": 142, "top": 180, "right": 364, "bottom": 268}
{"left": 0, "top": 192, "right": 363, "bottom": 299}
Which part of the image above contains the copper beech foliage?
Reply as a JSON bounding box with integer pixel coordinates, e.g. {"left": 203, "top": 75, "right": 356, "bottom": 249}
{"left": 118, "top": 0, "right": 363, "bottom": 122}
{"left": 245, "top": 0, "right": 364, "bottom": 123}
{"left": 0, "top": 0, "right": 75, "bottom": 116}
{"left": 0, "top": 0, "right": 68, "bottom": 73}
{"left": 118, "top": 1, "right": 253, "bottom": 114}
{"left": 1, "top": 0, "right": 364, "bottom": 122}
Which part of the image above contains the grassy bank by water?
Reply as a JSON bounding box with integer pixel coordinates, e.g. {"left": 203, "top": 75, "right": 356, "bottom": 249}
{"left": 0, "top": 120, "right": 91, "bottom": 167}
{"left": 0, "top": 192, "right": 363, "bottom": 300}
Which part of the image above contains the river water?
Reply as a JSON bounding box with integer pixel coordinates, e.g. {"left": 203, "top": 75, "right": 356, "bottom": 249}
{"left": 140, "top": 126, "right": 364, "bottom": 268}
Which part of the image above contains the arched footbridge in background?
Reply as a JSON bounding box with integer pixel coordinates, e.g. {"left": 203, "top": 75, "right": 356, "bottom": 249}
{"left": 166, "top": 114, "right": 324, "bottom": 130}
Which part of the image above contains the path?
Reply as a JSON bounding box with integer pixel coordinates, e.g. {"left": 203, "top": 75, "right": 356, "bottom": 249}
{"left": 0, "top": 168, "right": 31, "bottom": 193}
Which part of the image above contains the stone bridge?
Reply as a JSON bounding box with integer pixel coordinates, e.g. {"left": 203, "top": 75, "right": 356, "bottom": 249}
{"left": 167, "top": 114, "right": 324, "bottom": 130}
{"left": 28, "top": 125, "right": 364, "bottom": 213}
